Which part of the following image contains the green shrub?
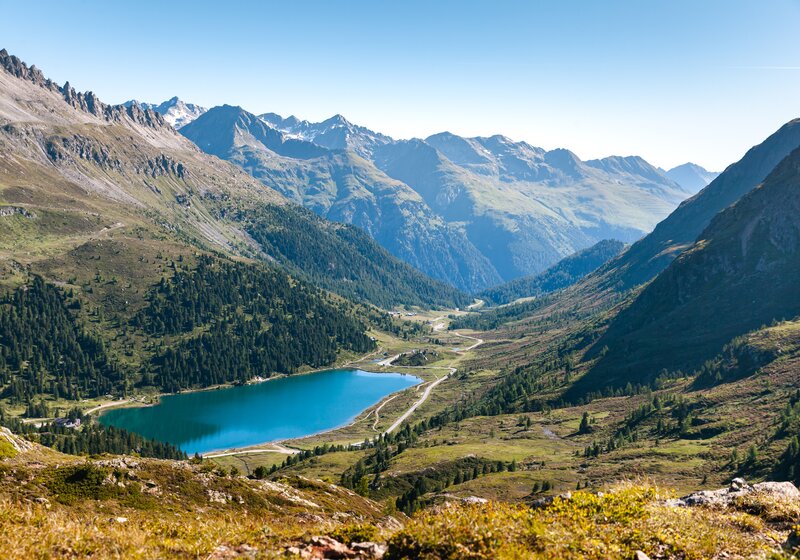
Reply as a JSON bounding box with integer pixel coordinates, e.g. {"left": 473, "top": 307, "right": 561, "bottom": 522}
{"left": 0, "top": 438, "right": 17, "bottom": 460}
{"left": 330, "top": 523, "right": 379, "bottom": 545}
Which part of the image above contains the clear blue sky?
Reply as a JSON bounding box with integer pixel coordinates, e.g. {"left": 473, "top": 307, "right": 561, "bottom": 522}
{"left": 1, "top": 0, "right": 798, "bottom": 170}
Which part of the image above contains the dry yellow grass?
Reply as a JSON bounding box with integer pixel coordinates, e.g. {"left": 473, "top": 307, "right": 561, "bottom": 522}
{"left": 385, "top": 485, "right": 790, "bottom": 559}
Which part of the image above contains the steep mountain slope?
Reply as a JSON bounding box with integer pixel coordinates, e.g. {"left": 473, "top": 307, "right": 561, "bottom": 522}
{"left": 479, "top": 239, "right": 626, "bottom": 306}
{"left": 572, "top": 146, "right": 800, "bottom": 396}
{"left": 0, "top": 48, "right": 469, "bottom": 311}
{"left": 123, "top": 96, "right": 206, "bottom": 128}
{"left": 260, "top": 112, "right": 392, "bottom": 158}
{"left": 183, "top": 107, "right": 501, "bottom": 292}
{"left": 665, "top": 162, "right": 719, "bottom": 194}
{"left": 373, "top": 136, "right": 686, "bottom": 281}
{"left": 593, "top": 118, "right": 800, "bottom": 291}
{"left": 180, "top": 105, "right": 328, "bottom": 160}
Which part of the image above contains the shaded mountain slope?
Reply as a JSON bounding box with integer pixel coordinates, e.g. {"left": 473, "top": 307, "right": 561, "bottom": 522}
{"left": 598, "top": 119, "right": 800, "bottom": 291}
{"left": 570, "top": 146, "right": 800, "bottom": 397}
{"left": 479, "top": 239, "right": 626, "bottom": 306}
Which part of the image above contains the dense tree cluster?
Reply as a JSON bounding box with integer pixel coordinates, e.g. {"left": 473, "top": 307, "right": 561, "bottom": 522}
{"left": 0, "top": 407, "right": 185, "bottom": 460}
{"left": 138, "top": 256, "right": 375, "bottom": 390}
{"left": 245, "top": 205, "right": 470, "bottom": 309}
{"left": 0, "top": 277, "right": 123, "bottom": 401}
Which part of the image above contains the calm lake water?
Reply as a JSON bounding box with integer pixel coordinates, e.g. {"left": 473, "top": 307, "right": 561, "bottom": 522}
{"left": 99, "top": 369, "right": 421, "bottom": 455}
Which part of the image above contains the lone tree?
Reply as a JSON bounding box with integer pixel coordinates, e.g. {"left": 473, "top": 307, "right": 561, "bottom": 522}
{"left": 579, "top": 411, "right": 591, "bottom": 434}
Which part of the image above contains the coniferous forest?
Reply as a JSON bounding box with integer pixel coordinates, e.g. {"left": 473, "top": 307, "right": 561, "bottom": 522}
{"left": 1, "top": 256, "right": 377, "bottom": 398}
{"left": 136, "top": 256, "right": 375, "bottom": 390}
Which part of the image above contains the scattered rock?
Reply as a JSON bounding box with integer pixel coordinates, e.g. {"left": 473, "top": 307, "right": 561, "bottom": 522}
{"left": 730, "top": 477, "right": 748, "bottom": 490}
{"left": 286, "top": 536, "right": 387, "bottom": 559}
{"left": 0, "top": 426, "right": 34, "bottom": 453}
{"left": 207, "top": 489, "right": 232, "bottom": 504}
{"left": 33, "top": 497, "right": 50, "bottom": 509}
{"left": 110, "top": 517, "right": 127, "bottom": 523}
{"left": 351, "top": 542, "right": 387, "bottom": 558}
{"left": 752, "top": 481, "right": 800, "bottom": 500}
{"left": 97, "top": 457, "right": 140, "bottom": 470}
{"left": 530, "top": 491, "right": 572, "bottom": 509}
{"left": 0, "top": 206, "right": 35, "bottom": 219}
{"left": 669, "top": 478, "right": 800, "bottom": 508}
{"left": 461, "top": 496, "right": 488, "bottom": 504}
{"left": 309, "top": 536, "right": 352, "bottom": 558}
{"left": 208, "top": 544, "right": 258, "bottom": 558}
{"left": 633, "top": 551, "right": 651, "bottom": 560}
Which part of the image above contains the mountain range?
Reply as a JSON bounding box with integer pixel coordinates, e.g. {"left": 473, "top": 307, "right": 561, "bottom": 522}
{"left": 0, "top": 49, "right": 465, "bottom": 310}
{"left": 141, "top": 98, "right": 700, "bottom": 291}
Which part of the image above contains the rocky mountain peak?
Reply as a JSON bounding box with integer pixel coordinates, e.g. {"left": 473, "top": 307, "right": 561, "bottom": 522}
{"left": 0, "top": 48, "right": 60, "bottom": 92}
{"left": 321, "top": 113, "right": 350, "bottom": 127}
{"left": 1, "top": 49, "right": 171, "bottom": 132}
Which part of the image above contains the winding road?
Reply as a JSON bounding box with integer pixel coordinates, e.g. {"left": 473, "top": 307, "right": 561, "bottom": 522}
{"left": 380, "top": 327, "right": 483, "bottom": 434}
{"left": 383, "top": 369, "right": 454, "bottom": 434}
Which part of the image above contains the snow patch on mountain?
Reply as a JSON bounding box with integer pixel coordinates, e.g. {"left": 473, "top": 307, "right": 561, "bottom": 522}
{"left": 123, "top": 97, "right": 206, "bottom": 129}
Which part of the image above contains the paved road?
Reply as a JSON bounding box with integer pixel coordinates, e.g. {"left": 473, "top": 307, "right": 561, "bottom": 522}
{"left": 453, "top": 331, "right": 483, "bottom": 351}
{"left": 381, "top": 329, "right": 484, "bottom": 434}
{"left": 383, "top": 370, "right": 452, "bottom": 434}
{"left": 376, "top": 353, "right": 401, "bottom": 366}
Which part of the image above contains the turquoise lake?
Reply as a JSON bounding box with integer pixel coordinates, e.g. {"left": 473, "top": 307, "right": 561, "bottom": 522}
{"left": 99, "top": 369, "right": 421, "bottom": 455}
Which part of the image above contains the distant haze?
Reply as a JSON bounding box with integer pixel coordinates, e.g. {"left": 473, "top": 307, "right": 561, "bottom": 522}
{"left": 1, "top": 0, "right": 798, "bottom": 170}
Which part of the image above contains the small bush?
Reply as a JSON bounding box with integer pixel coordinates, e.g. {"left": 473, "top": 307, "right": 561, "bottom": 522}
{"left": 0, "top": 438, "right": 18, "bottom": 460}
{"left": 330, "top": 523, "right": 379, "bottom": 545}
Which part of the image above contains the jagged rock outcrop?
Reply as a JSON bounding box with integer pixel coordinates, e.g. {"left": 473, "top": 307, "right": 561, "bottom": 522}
{"left": 0, "top": 48, "right": 171, "bottom": 132}
{"left": 0, "top": 206, "right": 35, "bottom": 218}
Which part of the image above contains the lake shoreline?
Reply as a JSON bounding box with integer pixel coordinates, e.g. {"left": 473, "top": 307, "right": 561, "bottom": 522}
{"left": 87, "top": 346, "right": 395, "bottom": 417}
{"left": 98, "top": 368, "right": 424, "bottom": 456}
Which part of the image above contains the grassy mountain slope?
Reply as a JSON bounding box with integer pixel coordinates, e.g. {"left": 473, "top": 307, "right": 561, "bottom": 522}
{"left": 479, "top": 239, "right": 626, "bottom": 306}
{"left": 3, "top": 431, "right": 795, "bottom": 558}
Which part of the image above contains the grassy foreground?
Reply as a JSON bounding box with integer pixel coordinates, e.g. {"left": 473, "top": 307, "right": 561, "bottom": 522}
{"left": 2, "top": 424, "right": 799, "bottom": 559}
